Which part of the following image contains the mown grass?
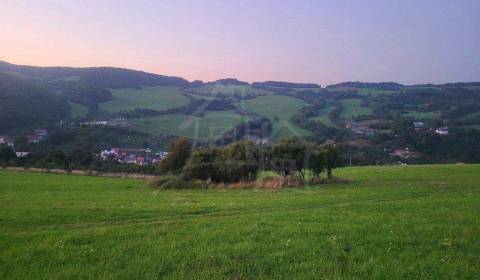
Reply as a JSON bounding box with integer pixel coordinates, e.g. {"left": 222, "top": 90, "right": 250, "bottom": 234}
{"left": 131, "top": 111, "right": 248, "bottom": 140}
{"left": 401, "top": 110, "right": 440, "bottom": 119}
{"left": 99, "top": 86, "right": 189, "bottom": 113}
{"left": 339, "top": 99, "right": 373, "bottom": 119}
{"left": 1, "top": 164, "right": 479, "bottom": 279}
{"left": 311, "top": 109, "right": 336, "bottom": 127}
{"left": 243, "top": 95, "right": 311, "bottom": 140}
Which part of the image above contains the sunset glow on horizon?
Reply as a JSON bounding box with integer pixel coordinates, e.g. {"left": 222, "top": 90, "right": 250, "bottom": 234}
{"left": 1, "top": 0, "right": 479, "bottom": 85}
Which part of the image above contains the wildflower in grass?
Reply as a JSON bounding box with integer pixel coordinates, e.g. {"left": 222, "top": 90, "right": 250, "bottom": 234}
{"left": 55, "top": 240, "right": 65, "bottom": 248}
{"left": 441, "top": 238, "right": 454, "bottom": 247}
{"left": 286, "top": 239, "right": 291, "bottom": 247}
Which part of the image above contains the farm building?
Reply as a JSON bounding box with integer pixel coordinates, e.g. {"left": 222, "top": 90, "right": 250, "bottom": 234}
{"left": 0, "top": 135, "right": 14, "bottom": 147}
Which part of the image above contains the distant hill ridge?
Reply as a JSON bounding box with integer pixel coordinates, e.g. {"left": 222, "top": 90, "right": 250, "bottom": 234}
{"left": 207, "top": 78, "right": 249, "bottom": 86}
{"left": 326, "top": 81, "right": 404, "bottom": 90}
{"left": 0, "top": 60, "right": 190, "bottom": 89}
{"left": 2, "top": 61, "right": 479, "bottom": 89}
{"left": 252, "top": 81, "right": 321, "bottom": 89}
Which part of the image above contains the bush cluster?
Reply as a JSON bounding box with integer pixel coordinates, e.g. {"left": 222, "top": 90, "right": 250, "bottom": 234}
{"left": 153, "top": 137, "right": 342, "bottom": 188}
{"left": 182, "top": 141, "right": 260, "bottom": 183}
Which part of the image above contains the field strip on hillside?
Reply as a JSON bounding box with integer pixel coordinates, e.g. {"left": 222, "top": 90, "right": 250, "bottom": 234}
{"left": 2, "top": 190, "right": 468, "bottom": 234}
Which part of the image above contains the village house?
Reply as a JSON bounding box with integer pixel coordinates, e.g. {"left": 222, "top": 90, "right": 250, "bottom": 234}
{"left": 81, "top": 120, "right": 110, "bottom": 126}
{"left": 80, "top": 118, "right": 131, "bottom": 128}
{"left": 28, "top": 129, "right": 48, "bottom": 143}
{"left": 389, "top": 147, "right": 419, "bottom": 159}
{"left": 413, "top": 121, "right": 426, "bottom": 132}
{"left": 435, "top": 127, "right": 449, "bottom": 135}
{"left": 346, "top": 122, "right": 375, "bottom": 136}
{"left": 15, "top": 152, "right": 30, "bottom": 158}
{"left": 413, "top": 122, "right": 425, "bottom": 128}
{"left": 0, "top": 135, "right": 14, "bottom": 147}
{"left": 99, "top": 148, "right": 168, "bottom": 166}
{"left": 242, "top": 135, "right": 269, "bottom": 145}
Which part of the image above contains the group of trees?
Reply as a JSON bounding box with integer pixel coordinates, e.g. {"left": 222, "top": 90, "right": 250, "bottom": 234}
{"left": 156, "top": 139, "right": 260, "bottom": 183}
{"left": 3, "top": 134, "right": 343, "bottom": 185}
{"left": 269, "top": 138, "right": 341, "bottom": 179}
{"left": 63, "top": 85, "right": 112, "bottom": 106}
{"left": 0, "top": 144, "right": 158, "bottom": 174}
{"left": 0, "top": 73, "right": 70, "bottom": 130}
{"left": 155, "top": 137, "right": 342, "bottom": 183}
{"left": 0, "top": 146, "right": 94, "bottom": 169}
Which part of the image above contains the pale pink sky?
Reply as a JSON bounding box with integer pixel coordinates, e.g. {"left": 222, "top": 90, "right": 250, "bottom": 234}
{"left": 1, "top": 0, "right": 479, "bottom": 85}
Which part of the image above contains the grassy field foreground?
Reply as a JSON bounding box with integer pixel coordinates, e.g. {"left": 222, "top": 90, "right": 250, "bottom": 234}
{"left": 0, "top": 165, "right": 479, "bottom": 279}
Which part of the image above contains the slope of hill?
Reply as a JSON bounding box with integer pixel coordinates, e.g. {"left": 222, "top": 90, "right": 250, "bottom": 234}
{"left": 1, "top": 60, "right": 480, "bottom": 163}
{"left": 131, "top": 110, "right": 248, "bottom": 140}
{"left": 0, "top": 73, "right": 69, "bottom": 130}
{"left": 99, "top": 86, "right": 189, "bottom": 113}
{"left": 0, "top": 60, "right": 190, "bottom": 88}
{"left": 252, "top": 80, "right": 321, "bottom": 89}
{"left": 243, "top": 95, "right": 311, "bottom": 139}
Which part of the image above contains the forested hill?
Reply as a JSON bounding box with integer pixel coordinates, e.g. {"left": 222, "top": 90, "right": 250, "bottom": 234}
{"left": 1, "top": 60, "right": 480, "bottom": 164}
{"left": 0, "top": 73, "right": 69, "bottom": 130}
{"left": 0, "top": 60, "right": 190, "bottom": 88}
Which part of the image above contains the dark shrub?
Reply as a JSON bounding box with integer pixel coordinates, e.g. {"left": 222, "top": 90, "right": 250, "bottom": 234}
{"left": 155, "top": 138, "right": 191, "bottom": 175}
{"left": 182, "top": 147, "right": 221, "bottom": 181}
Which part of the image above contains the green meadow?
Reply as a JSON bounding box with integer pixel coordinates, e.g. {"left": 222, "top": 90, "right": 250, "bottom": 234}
{"left": 1, "top": 164, "right": 479, "bottom": 279}
{"left": 131, "top": 111, "right": 248, "bottom": 140}
{"left": 243, "top": 95, "right": 311, "bottom": 139}
{"left": 99, "top": 86, "right": 190, "bottom": 113}
{"left": 402, "top": 110, "right": 441, "bottom": 119}
{"left": 339, "top": 99, "right": 373, "bottom": 119}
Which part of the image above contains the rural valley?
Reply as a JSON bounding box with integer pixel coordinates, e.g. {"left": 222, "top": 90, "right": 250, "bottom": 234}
{"left": 1, "top": 1, "right": 480, "bottom": 278}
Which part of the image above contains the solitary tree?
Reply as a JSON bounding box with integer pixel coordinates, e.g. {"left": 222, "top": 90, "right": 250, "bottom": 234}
{"left": 0, "top": 146, "right": 16, "bottom": 164}
{"left": 321, "top": 143, "right": 342, "bottom": 178}
{"left": 309, "top": 145, "right": 326, "bottom": 179}
{"left": 270, "top": 138, "right": 308, "bottom": 179}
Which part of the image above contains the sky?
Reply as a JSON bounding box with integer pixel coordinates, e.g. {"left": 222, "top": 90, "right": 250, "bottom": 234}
{"left": 1, "top": 0, "right": 479, "bottom": 85}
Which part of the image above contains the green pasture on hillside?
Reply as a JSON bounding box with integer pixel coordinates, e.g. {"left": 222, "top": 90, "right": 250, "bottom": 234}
{"left": 311, "top": 109, "right": 336, "bottom": 127}
{"left": 243, "top": 95, "right": 311, "bottom": 139}
{"left": 131, "top": 111, "right": 248, "bottom": 141}
{"left": 99, "top": 86, "right": 189, "bottom": 113}
{"left": 339, "top": 99, "right": 373, "bottom": 119}
{"left": 401, "top": 110, "right": 440, "bottom": 119}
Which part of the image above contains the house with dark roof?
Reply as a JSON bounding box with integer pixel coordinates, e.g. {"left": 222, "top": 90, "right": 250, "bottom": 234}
{"left": 0, "top": 135, "right": 14, "bottom": 147}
